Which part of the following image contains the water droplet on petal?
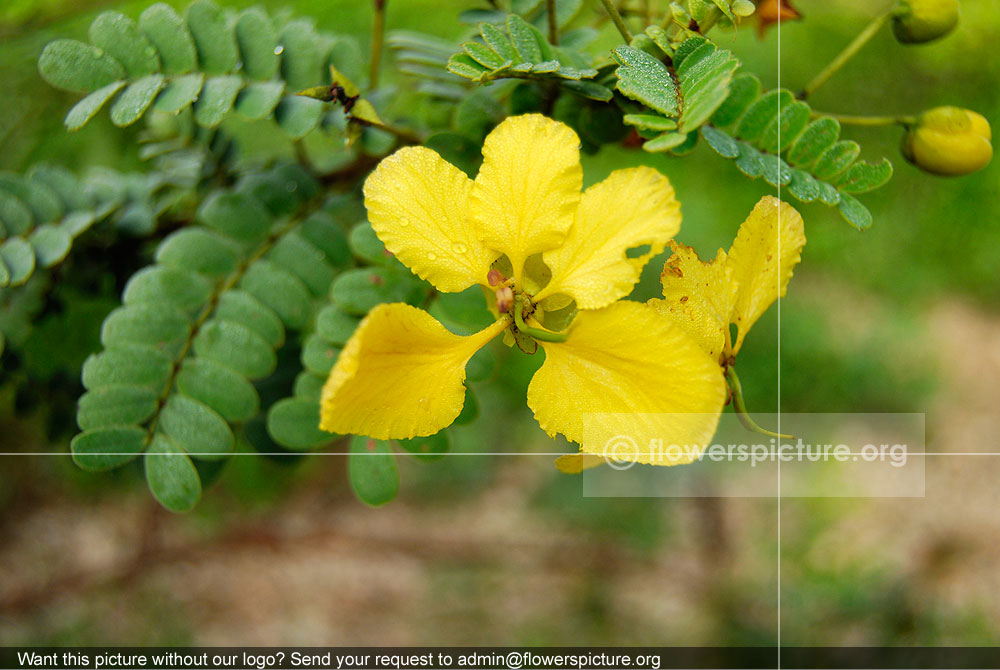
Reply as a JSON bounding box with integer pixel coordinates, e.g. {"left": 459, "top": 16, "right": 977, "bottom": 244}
{"left": 452, "top": 243, "right": 468, "bottom": 254}
{"left": 427, "top": 252, "right": 437, "bottom": 261}
{"left": 398, "top": 217, "right": 409, "bottom": 227}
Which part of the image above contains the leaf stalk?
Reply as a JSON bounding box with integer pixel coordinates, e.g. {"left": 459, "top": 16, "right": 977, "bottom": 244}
{"left": 599, "top": 0, "right": 633, "bottom": 43}
{"left": 799, "top": 4, "right": 895, "bottom": 100}
{"left": 370, "top": 0, "right": 387, "bottom": 89}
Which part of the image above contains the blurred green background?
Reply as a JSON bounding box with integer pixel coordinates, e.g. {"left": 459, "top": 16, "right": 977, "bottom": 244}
{"left": 1, "top": 0, "right": 999, "bottom": 648}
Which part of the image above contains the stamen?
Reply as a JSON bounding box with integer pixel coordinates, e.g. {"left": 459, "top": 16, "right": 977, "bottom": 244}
{"left": 495, "top": 285, "right": 514, "bottom": 314}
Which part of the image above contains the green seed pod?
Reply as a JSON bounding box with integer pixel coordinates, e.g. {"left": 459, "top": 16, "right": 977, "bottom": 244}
{"left": 891, "top": 0, "right": 960, "bottom": 44}
{"left": 902, "top": 106, "right": 992, "bottom": 176}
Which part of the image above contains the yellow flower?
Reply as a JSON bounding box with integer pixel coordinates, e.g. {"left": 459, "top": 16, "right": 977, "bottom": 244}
{"left": 652, "top": 196, "right": 806, "bottom": 364}
{"left": 645, "top": 196, "right": 805, "bottom": 441}
{"left": 319, "top": 114, "right": 727, "bottom": 465}
{"left": 902, "top": 106, "right": 992, "bottom": 177}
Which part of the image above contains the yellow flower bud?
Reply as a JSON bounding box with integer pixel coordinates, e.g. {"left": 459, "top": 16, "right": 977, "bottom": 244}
{"left": 902, "top": 106, "right": 993, "bottom": 176}
{"left": 891, "top": 0, "right": 960, "bottom": 44}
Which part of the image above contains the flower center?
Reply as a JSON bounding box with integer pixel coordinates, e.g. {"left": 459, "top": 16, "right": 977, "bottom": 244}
{"left": 487, "top": 257, "right": 576, "bottom": 351}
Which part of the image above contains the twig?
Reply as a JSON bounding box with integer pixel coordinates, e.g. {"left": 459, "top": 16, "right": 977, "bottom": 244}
{"left": 546, "top": 0, "right": 559, "bottom": 45}
{"left": 799, "top": 5, "right": 894, "bottom": 99}
{"left": 599, "top": 0, "right": 633, "bottom": 43}
{"left": 369, "top": 0, "right": 387, "bottom": 89}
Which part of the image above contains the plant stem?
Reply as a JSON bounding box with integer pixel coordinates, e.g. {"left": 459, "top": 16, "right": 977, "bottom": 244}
{"left": 546, "top": 0, "right": 559, "bottom": 44}
{"left": 799, "top": 4, "right": 895, "bottom": 100}
{"left": 810, "top": 111, "right": 916, "bottom": 127}
{"left": 725, "top": 366, "right": 794, "bottom": 440}
{"left": 599, "top": 0, "right": 633, "bottom": 43}
{"left": 369, "top": 0, "right": 387, "bottom": 90}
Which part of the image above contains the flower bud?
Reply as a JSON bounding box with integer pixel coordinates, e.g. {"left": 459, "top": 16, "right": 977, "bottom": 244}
{"left": 902, "top": 106, "right": 992, "bottom": 176}
{"left": 891, "top": 0, "right": 959, "bottom": 44}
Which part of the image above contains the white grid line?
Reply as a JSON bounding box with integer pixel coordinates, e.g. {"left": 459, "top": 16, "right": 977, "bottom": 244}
{"left": 777, "top": 16, "right": 783, "bottom": 668}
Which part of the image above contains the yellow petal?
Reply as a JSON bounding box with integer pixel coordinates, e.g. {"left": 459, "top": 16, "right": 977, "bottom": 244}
{"left": 651, "top": 241, "right": 733, "bottom": 361}
{"left": 726, "top": 196, "right": 806, "bottom": 353}
{"left": 364, "top": 146, "right": 498, "bottom": 292}
{"left": 526, "top": 301, "right": 727, "bottom": 466}
{"left": 320, "top": 304, "right": 507, "bottom": 439}
{"left": 471, "top": 114, "right": 583, "bottom": 283}
{"left": 554, "top": 453, "right": 606, "bottom": 474}
{"left": 537, "top": 167, "right": 682, "bottom": 310}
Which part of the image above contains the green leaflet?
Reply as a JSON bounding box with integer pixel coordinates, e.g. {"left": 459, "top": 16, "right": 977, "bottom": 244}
{"left": 274, "top": 96, "right": 324, "bottom": 139}
{"left": 236, "top": 8, "right": 279, "bottom": 80}
{"left": 446, "top": 14, "right": 609, "bottom": 99}
{"left": 154, "top": 73, "right": 204, "bottom": 113}
{"left": 267, "top": 398, "right": 331, "bottom": 450}
{"left": 293, "top": 371, "right": 325, "bottom": 403}
{"left": 159, "top": 394, "right": 234, "bottom": 459}
{"left": 145, "top": 434, "right": 202, "bottom": 512}
{"left": 37, "top": 1, "right": 355, "bottom": 138}
{"left": 28, "top": 225, "right": 72, "bottom": 268}
{"left": 653, "top": 38, "right": 897, "bottom": 228}
{"left": 615, "top": 34, "right": 738, "bottom": 150}
{"left": 193, "top": 320, "right": 277, "bottom": 379}
{"left": 193, "top": 75, "right": 243, "bottom": 128}
{"left": 77, "top": 386, "right": 159, "bottom": 431}
{"left": 315, "top": 306, "right": 361, "bottom": 346}
{"left": 185, "top": 0, "right": 238, "bottom": 75}
{"left": 72, "top": 426, "right": 147, "bottom": 471}
{"left": 100, "top": 303, "right": 190, "bottom": 355}
{"left": 156, "top": 228, "right": 242, "bottom": 277}
{"left": 279, "top": 20, "right": 326, "bottom": 91}
{"left": 68, "top": 165, "right": 339, "bottom": 511}
{"left": 330, "top": 267, "right": 428, "bottom": 316}
{"left": 214, "top": 290, "right": 285, "bottom": 349}
{"left": 613, "top": 46, "right": 678, "bottom": 118}
{"left": 0, "top": 238, "right": 36, "bottom": 287}
{"left": 300, "top": 333, "right": 340, "bottom": 376}
{"left": 235, "top": 81, "right": 285, "bottom": 120}
{"left": 348, "top": 436, "right": 399, "bottom": 506}
{"left": 197, "top": 191, "right": 273, "bottom": 247}
{"left": 38, "top": 39, "right": 126, "bottom": 93}
{"left": 0, "top": 173, "right": 63, "bottom": 223}
{"left": 65, "top": 82, "right": 126, "bottom": 131}
{"left": 89, "top": 11, "right": 160, "bottom": 78}
{"left": 123, "top": 265, "right": 213, "bottom": 313}
{"left": 240, "top": 260, "right": 314, "bottom": 330}
{"left": 268, "top": 231, "right": 337, "bottom": 296}
{"left": 82, "top": 344, "right": 173, "bottom": 391}
{"left": 139, "top": 3, "right": 197, "bottom": 75}
{"left": 110, "top": 74, "right": 165, "bottom": 127}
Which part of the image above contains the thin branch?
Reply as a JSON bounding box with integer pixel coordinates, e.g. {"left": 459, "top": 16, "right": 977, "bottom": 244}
{"left": 799, "top": 5, "right": 894, "bottom": 100}
{"left": 369, "top": 0, "right": 387, "bottom": 89}
{"left": 599, "top": 0, "right": 633, "bottom": 43}
{"left": 546, "top": 0, "right": 559, "bottom": 45}
{"left": 810, "top": 111, "right": 915, "bottom": 127}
